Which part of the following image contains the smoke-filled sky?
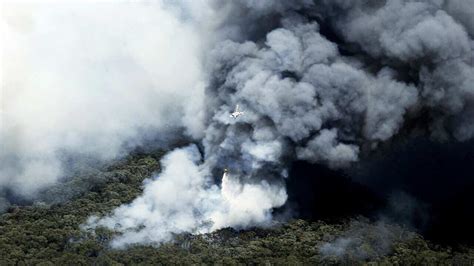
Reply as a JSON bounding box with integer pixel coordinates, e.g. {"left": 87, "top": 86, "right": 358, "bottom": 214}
{"left": 2, "top": 0, "right": 474, "bottom": 247}
{"left": 1, "top": 0, "right": 210, "bottom": 197}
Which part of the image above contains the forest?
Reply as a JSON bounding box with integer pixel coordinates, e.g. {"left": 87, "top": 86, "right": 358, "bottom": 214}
{"left": 1, "top": 150, "right": 473, "bottom": 265}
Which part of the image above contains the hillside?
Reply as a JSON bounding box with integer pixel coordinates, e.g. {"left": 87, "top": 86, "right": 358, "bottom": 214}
{"left": 1, "top": 152, "right": 473, "bottom": 265}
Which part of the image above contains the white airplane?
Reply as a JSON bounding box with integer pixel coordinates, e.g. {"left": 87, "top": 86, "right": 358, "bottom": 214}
{"left": 230, "top": 104, "right": 244, "bottom": 119}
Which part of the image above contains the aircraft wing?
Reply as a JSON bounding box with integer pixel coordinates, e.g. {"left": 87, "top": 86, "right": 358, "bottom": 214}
{"left": 234, "top": 104, "right": 240, "bottom": 112}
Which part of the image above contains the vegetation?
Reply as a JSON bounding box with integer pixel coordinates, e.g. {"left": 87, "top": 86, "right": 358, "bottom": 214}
{"left": 0, "top": 151, "right": 473, "bottom": 265}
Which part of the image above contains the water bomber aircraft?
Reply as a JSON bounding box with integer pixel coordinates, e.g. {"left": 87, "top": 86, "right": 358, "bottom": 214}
{"left": 230, "top": 104, "right": 244, "bottom": 119}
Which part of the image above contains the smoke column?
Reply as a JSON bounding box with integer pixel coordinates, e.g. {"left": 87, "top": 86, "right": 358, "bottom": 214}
{"left": 2, "top": 1, "right": 474, "bottom": 246}
{"left": 86, "top": 145, "right": 286, "bottom": 247}
{"left": 1, "top": 1, "right": 209, "bottom": 206}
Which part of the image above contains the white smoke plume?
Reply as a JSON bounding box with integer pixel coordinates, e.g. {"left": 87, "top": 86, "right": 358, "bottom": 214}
{"left": 1, "top": 1, "right": 208, "bottom": 198}
{"left": 3, "top": 0, "right": 474, "bottom": 247}
{"left": 85, "top": 145, "right": 286, "bottom": 247}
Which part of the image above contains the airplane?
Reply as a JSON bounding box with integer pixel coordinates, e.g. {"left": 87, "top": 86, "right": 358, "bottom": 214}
{"left": 230, "top": 104, "right": 244, "bottom": 119}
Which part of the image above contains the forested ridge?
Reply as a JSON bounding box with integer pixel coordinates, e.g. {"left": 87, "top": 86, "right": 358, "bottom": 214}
{"left": 1, "top": 151, "right": 473, "bottom": 265}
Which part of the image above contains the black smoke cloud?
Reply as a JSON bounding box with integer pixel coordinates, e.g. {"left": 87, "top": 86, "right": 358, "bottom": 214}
{"left": 3, "top": 1, "right": 473, "bottom": 247}
{"left": 210, "top": 0, "right": 473, "bottom": 156}
{"left": 316, "top": 0, "right": 474, "bottom": 141}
